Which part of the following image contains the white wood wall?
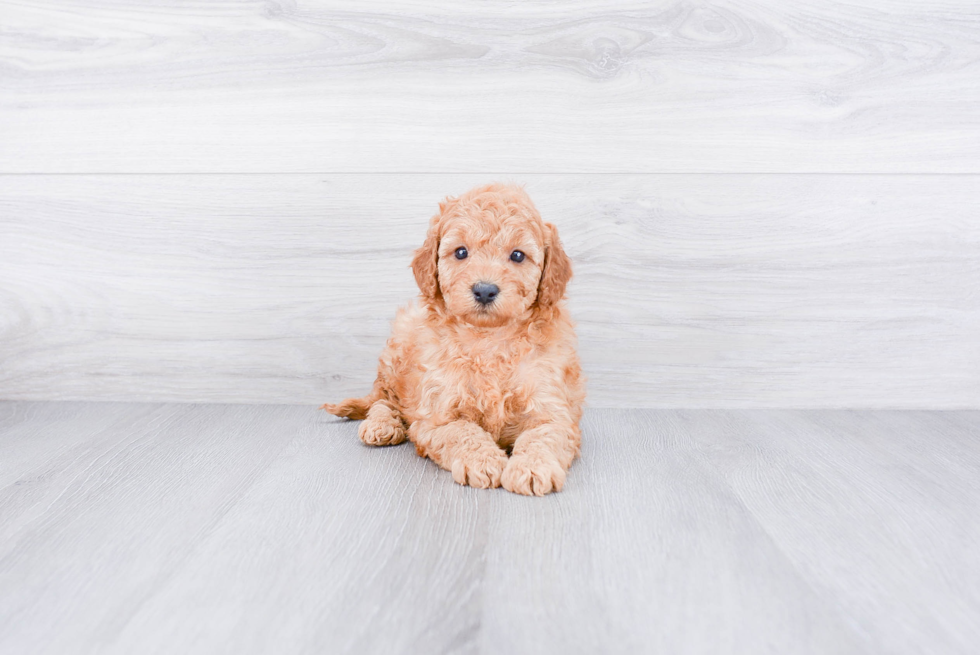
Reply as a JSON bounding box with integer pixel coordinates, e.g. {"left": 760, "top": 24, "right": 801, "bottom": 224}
{"left": 1, "top": 1, "right": 978, "bottom": 407}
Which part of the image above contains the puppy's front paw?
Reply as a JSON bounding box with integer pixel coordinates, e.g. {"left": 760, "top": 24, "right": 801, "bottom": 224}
{"left": 450, "top": 445, "right": 508, "bottom": 489}
{"left": 502, "top": 450, "right": 566, "bottom": 496}
{"left": 358, "top": 414, "right": 405, "bottom": 446}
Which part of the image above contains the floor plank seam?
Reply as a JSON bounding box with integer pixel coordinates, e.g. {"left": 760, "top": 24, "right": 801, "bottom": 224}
{"left": 691, "top": 445, "right": 879, "bottom": 650}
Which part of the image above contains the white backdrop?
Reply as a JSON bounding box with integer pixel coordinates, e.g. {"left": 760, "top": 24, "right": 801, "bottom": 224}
{"left": 2, "top": 0, "right": 978, "bottom": 407}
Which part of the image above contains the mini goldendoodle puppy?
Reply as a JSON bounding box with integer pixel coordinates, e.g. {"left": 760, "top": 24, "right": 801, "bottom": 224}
{"left": 322, "top": 183, "right": 585, "bottom": 496}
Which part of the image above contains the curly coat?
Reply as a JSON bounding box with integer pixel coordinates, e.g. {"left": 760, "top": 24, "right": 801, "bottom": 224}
{"left": 322, "top": 183, "right": 585, "bottom": 495}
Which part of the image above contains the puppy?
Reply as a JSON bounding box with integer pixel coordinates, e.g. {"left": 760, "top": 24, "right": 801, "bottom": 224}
{"left": 322, "top": 183, "right": 585, "bottom": 496}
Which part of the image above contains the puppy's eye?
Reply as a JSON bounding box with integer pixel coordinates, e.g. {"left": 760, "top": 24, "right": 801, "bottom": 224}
{"left": 454, "top": 247, "right": 468, "bottom": 260}
{"left": 510, "top": 250, "right": 525, "bottom": 263}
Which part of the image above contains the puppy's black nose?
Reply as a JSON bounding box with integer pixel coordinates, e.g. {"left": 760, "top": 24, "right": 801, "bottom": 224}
{"left": 472, "top": 282, "right": 499, "bottom": 305}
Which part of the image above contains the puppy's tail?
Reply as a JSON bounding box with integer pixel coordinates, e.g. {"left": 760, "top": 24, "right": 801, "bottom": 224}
{"left": 319, "top": 386, "right": 383, "bottom": 420}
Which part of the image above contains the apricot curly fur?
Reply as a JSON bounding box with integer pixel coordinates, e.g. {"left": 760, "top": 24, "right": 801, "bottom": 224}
{"left": 323, "top": 183, "right": 585, "bottom": 495}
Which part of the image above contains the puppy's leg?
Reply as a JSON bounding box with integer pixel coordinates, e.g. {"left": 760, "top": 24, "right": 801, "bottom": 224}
{"left": 411, "top": 419, "right": 509, "bottom": 489}
{"left": 358, "top": 400, "right": 406, "bottom": 446}
{"left": 502, "top": 423, "right": 580, "bottom": 496}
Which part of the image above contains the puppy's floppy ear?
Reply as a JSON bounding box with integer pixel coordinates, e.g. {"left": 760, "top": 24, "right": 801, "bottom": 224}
{"left": 411, "top": 217, "right": 440, "bottom": 300}
{"left": 536, "top": 222, "right": 572, "bottom": 308}
{"left": 412, "top": 200, "right": 452, "bottom": 300}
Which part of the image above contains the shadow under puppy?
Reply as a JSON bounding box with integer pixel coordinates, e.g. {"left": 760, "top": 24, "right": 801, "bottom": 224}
{"left": 322, "top": 183, "right": 585, "bottom": 496}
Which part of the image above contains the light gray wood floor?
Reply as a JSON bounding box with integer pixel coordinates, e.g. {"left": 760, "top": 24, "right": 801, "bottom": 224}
{"left": 1, "top": 402, "right": 977, "bottom": 654}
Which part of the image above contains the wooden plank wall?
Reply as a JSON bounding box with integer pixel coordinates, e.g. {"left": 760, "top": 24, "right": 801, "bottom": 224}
{"left": 1, "top": 1, "right": 978, "bottom": 407}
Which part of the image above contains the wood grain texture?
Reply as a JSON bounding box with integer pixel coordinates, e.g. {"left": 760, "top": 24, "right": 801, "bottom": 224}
{"left": 479, "top": 409, "right": 869, "bottom": 654}
{"left": 687, "top": 410, "right": 980, "bottom": 654}
{"left": 2, "top": 174, "right": 977, "bottom": 408}
{"left": 2, "top": 0, "right": 980, "bottom": 173}
{"left": 1, "top": 402, "right": 978, "bottom": 653}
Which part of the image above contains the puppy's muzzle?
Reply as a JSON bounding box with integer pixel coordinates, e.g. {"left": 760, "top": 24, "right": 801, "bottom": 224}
{"left": 472, "top": 281, "right": 499, "bottom": 306}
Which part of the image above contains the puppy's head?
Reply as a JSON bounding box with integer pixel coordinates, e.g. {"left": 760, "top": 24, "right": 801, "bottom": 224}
{"left": 412, "top": 183, "right": 571, "bottom": 327}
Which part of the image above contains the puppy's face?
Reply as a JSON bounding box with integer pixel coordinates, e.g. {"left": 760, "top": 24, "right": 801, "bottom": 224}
{"left": 437, "top": 212, "right": 544, "bottom": 327}
{"left": 412, "top": 184, "right": 571, "bottom": 327}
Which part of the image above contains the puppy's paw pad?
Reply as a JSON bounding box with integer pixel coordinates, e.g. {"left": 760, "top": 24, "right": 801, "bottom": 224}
{"left": 358, "top": 416, "right": 405, "bottom": 446}
{"left": 501, "top": 451, "right": 566, "bottom": 496}
{"left": 450, "top": 447, "right": 509, "bottom": 489}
